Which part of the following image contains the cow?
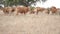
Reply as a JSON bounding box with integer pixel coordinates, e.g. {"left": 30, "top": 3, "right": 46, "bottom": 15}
{"left": 14, "top": 6, "right": 30, "bottom": 15}
{"left": 36, "top": 7, "right": 45, "bottom": 14}
{"left": 43, "top": 8, "right": 50, "bottom": 14}
{"left": 50, "top": 6, "right": 57, "bottom": 14}
{"left": 55, "top": 8, "right": 60, "bottom": 15}
{"left": 2, "top": 6, "right": 15, "bottom": 15}
{"left": 30, "top": 7, "right": 45, "bottom": 14}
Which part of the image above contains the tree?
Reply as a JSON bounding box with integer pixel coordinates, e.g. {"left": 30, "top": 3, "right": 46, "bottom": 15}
{"left": 3, "top": 0, "right": 47, "bottom": 7}
{"left": 3, "top": 0, "right": 13, "bottom": 6}
{"left": 41, "top": 0, "right": 47, "bottom": 2}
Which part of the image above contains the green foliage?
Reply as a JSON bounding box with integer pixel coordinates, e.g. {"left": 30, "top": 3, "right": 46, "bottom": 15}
{"left": 30, "top": 6, "right": 35, "bottom": 10}
{"left": 3, "top": 0, "right": 47, "bottom": 7}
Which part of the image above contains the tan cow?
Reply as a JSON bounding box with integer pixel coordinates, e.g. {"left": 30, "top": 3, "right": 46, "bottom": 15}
{"left": 43, "top": 8, "right": 50, "bottom": 14}
{"left": 30, "top": 7, "right": 45, "bottom": 14}
{"left": 2, "top": 6, "right": 15, "bottom": 15}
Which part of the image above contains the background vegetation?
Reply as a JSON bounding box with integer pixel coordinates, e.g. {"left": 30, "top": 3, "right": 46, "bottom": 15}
{"left": 0, "top": 0, "right": 47, "bottom": 7}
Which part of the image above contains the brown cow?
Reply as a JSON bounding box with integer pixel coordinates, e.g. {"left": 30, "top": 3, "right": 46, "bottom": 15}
{"left": 2, "top": 6, "right": 15, "bottom": 15}
{"left": 50, "top": 6, "right": 57, "bottom": 14}
{"left": 14, "top": 6, "right": 30, "bottom": 15}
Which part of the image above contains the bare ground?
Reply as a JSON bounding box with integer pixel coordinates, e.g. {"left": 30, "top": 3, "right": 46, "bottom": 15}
{"left": 0, "top": 13, "right": 60, "bottom": 34}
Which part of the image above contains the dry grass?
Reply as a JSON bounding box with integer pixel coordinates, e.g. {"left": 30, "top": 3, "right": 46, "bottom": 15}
{"left": 0, "top": 11, "right": 60, "bottom": 34}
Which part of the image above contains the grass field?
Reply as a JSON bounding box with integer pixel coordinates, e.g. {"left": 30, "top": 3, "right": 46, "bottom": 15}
{"left": 0, "top": 12, "right": 60, "bottom": 34}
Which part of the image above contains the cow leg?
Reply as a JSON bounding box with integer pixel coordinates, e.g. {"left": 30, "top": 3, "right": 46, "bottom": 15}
{"left": 24, "top": 12, "right": 26, "bottom": 15}
{"left": 36, "top": 11, "right": 38, "bottom": 15}
{"left": 14, "top": 10, "right": 19, "bottom": 15}
{"left": 9, "top": 11, "right": 12, "bottom": 16}
{"left": 30, "top": 11, "right": 35, "bottom": 14}
{"left": 3, "top": 11, "right": 9, "bottom": 15}
{"left": 16, "top": 12, "right": 19, "bottom": 15}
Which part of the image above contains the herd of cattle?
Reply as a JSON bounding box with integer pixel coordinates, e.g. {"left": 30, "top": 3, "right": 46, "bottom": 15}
{"left": 0, "top": 6, "right": 60, "bottom": 15}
